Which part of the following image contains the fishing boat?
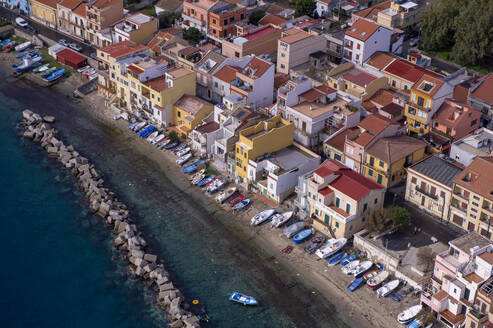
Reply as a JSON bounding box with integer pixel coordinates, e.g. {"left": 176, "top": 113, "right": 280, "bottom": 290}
{"left": 228, "top": 194, "right": 244, "bottom": 206}
{"left": 133, "top": 121, "right": 146, "bottom": 132}
{"left": 271, "top": 211, "right": 293, "bottom": 228}
{"left": 347, "top": 277, "right": 364, "bottom": 292}
{"left": 152, "top": 134, "right": 165, "bottom": 145}
{"left": 172, "top": 144, "right": 185, "bottom": 153}
{"left": 233, "top": 198, "right": 250, "bottom": 211}
{"left": 340, "top": 254, "right": 356, "bottom": 266}
{"left": 43, "top": 68, "right": 65, "bottom": 82}
{"left": 33, "top": 63, "right": 49, "bottom": 73}
{"left": 363, "top": 270, "right": 380, "bottom": 281}
{"left": 140, "top": 126, "right": 156, "bottom": 138}
{"left": 341, "top": 260, "right": 361, "bottom": 275}
{"left": 283, "top": 222, "right": 305, "bottom": 238}
{"left": 327, "top": 251, "right": 346, "bottom": 266}
{"left": 146, "top": 131, "right": 159, "bottom": 142}
{"left": 367, "top": 270, "right": 389, "bottom": 289}
{"left": 40, "top": 66, "right": 56, "bottom": 76}
{"left": 305, "top": 236, "right": 325, "bottom": 254}
{"left": 293, "top": 228, "right": 313, "bottom": 243}
{"left": 128, "top": 121, "right": 139, "bottom": 130}
{"left": 176, "top": 153, "right": 192, "bottom": 165}
{"left": 17, "top": 50, "right": 36, "bottom": 59}
{"left": 3, "top": 42, "right": 15, "bottom": 53}
{"left": 397, "top": 305, "right": 422, "bottom": 324}
{"left": 15, "top": 55, "right": 43, "bottom": 72}
{"left": 192, "top": 173, "right": 206, "bottom": 185}
{"left": 353, "top": 261, "right": 373, "bottom": 278}
{"left": 315, "top": 238, "right": 347, "bottom": 259}
{"left": 251, "top": 209, "right": 275, "bottom": 226}
{"left": 229, "top": 292, "right": 257, "bottom": 306}
{"left": 197, "top": 176, "right": 215, "bottom": 187}
{"left": 158, "top": 139, "right": 171, "bottom": 149}
{"left": 376, "top": 279, "right": 400, "bottom": 298}
{"left": 164, "top": 142, "right": 178, "bottom": 150}
{"left": 14, "top": 41, "right": 31, "bottom": 52}
{"left": 176, "top": 147, "right": 191, "bottom": 157}
{"left": 207, "top": 178, "right": 225, "bottom": 193}
{"left": 216, "top": 186, "right": 236, "bottom": 203}
{"left": 0, "top": 39, "right": 10, "bottom": 47}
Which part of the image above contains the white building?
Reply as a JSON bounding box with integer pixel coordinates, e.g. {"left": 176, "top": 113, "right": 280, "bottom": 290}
{"left": 344, "top": 18, "right": 401, "bottom": 65}
{"left": 449, "top": 128, "right": 493, "bottom": 167}
{"left": 315, "top": 0, "right": 333, "bottom": 17}
{"left": 190, "top": 121, "right": 220, "bottom": 156}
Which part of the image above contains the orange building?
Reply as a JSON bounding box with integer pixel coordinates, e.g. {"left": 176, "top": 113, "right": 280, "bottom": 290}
{"left": 208, "top": 2, "right": 246, "bottom": 39}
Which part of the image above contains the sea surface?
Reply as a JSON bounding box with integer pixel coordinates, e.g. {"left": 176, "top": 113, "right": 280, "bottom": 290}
{"left": 0, "top": 72, "right": 355, "bottom": 328}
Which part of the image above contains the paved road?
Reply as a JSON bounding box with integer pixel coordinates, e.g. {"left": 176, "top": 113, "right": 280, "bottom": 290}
{"left": 0, "top": 6, "right": 95, "bottom": 58}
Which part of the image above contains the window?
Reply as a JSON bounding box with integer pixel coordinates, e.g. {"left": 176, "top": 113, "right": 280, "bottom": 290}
{"left": 356, "top": 54, "right": 360, "bottom": 60}
{"left": 408, "top": 106, "right": 416, "bottom": 115}
{"left": 417, "top": 96, "right": 424, "bottom": 106}
{"left": 440, "top": 191, "right": 445, "bottom": 198}
{"left": 223, "top": 19, "right": 227, "bottom": 25}
{"left": 368, "top": 169, "right": 373, "bottom": 176}
{"left": 234, "top": 51, "right": 240, "bottom": 58}
{"left": 240, "top": 13, "right": 244, "bottom": 19}
{"left": 377, "top": 174, "right": 382, "bottom": 184}
{"left": 369, "top": 156, "right": 374, "bottom": 166}
{"left": 374, "top": 198, "right": 378, "bottom": 204}
{"left": 324, "top": 214, "right": 330, "bottom": 224}
{"left": 356, "top": 43, "right": 360, "bottom": 50}
{"left": 280, "top": 52, "right": 285, "bottom": 58}
{"left": 430, "top": 186, "right": 436, "bottom": 195}
{"left": 418, "top": 110, "right": 427, "bottom": 118}
{"left": 280, "top": 64, "right": 285, "bottom": 69}
{"left": 363, "top": 203, "right": 368, "bottom": 212}
{"left": 426, "top": 99, "right": 431, "bottom": 108}
{"left": 315, "top": 209, "right": 319, "bottom": 215}
{"left": 151, "top": 94, "right": 155, "bottom": 99}
{"left": 212, "top": 29, "right": 216, "bottom": 35}
{"left": 335, "top": 197, "right": 340, "bottom": 207}
{"left": 229, "top": 17, "right": 234, "bottom": 23}
{"left": 214, "top": 82, "right": 218, "bottom": 88}
{"left": 334, "top": 153, "right": 342, "bottom": 161}
{"left": 379, "top": 160, "right": 384, "bottom": 168}
{"left": 345, "top": 203, "right": 350, "bottom": 214}
{"left": 308, "top": 191, "right": 311, "bottom": 198}
{"left": 411, "top": 94, "right": 416, "bottom": 102}
{"left": 335, "top": 222, "right": 339, "bottom": 228}
{"left": 411, "top": 177, "right": 417, "bottom": 184}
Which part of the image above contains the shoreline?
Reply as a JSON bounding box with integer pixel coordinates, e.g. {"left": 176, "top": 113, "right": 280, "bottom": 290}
{"left": 1, "top": 51, "right": 413, "bottom": 328}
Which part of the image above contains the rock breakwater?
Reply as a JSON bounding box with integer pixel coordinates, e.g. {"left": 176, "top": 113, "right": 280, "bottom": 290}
{"left": 22, "top": 109, "right": 200, "bottom": 328}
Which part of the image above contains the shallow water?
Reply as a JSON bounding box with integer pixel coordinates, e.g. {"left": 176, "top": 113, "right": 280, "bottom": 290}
{"left": 0, "top": 73, "right": 355, "bottom": 328}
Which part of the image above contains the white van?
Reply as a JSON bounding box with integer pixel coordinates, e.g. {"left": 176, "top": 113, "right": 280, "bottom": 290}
{"left": 15, "top": 17, "right": 28, "bottom": 27}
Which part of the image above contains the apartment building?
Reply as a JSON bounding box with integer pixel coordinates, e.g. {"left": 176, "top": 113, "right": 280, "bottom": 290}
{"left": 182, "top": 0, "right": 216, "bottom": 34}
{"left": 30, "top": 0, "right": 62, "bottom": 28}
{"left": 190, "top": 121, "right": 220, "bottom": 156}
{"left": 221, "top": 25, "right": 282, "bottom": 59}
{"left": 207, "top": 1, "right": 246, "bottom": 40}
{"left": 405, "top": 74, "right": 453, "bottom": 134}
{"left": 343, "top": 114, "right": 403, "bottom": 173}
{"left": 302, "top": 160, "right": 385, "bottom": 239}
{"left": 343, "top": 19, "right": 400, "bottom": 65}
{"left": 56, "top": 0, "right": 84, "bottom": 35}
{"left": 449, "top": 128, "right": 493, "bottom": 167}
{"left": 284, "top": 86, "right": 360, "bottom": 148}
{"left": 194, "top": 50, "right": 227, "bottom": 102}
{"left": 406, "top": 155, "right": 463, "bottom": 220}
{"left": 468, "top": 73, "right": 493, "bottom": 125}
{"left": 111, "top": 13, "right": 158, "bottom": 45}
{"left": 362, "top": 135, "right": 426, "bottom": 187}
{"left": 86, "top": 0, "right": 124, "bottom": 48}
{"left": 449, "top": 157, "right": 493, "bottom": 240}
{"left": 351, "top": 0, "right": 391, "bottom": 25}
{"left": 464, "top": 275, "right": 493, "bottom": 328}
{"left": 421, "top": 232, "right": 493, "bottom": 328}
{"left": 235, "top": 115, "right": 294, "bottom": 183}
{"left": 277, "top": 28, "right": 326, "bottom": 74}
{"left": 173, "top": 94, "right": 213, "bottom": 137}
{"left": 376, "top": 0, "right": 424, "bottom": 29}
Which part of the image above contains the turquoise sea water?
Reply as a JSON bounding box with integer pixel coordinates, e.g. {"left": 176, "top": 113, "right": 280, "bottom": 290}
{"left": 0, "top": 74, "right": 355, "bottom": 328}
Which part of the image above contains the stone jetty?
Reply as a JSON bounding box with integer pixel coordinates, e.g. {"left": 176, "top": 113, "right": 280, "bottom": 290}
{"left": 22, "top": 109, "right": 199, "bottom": 328}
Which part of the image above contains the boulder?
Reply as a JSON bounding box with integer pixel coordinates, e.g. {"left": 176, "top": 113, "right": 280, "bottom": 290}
{"left": 183, "top": 316, "right": 200, "bottom": 328}
{"left": 23, "top": 130, "right": 34, "bottom": 139}
{"left": 43, "top": 115, "right": 55, "bottom": 123}
{"left": 144, "top": 262, "right": 157, "bottom": 273}
{"left": 143, "top": 254, "right": 157, "bottom": 263}
{"left": 169, "top": 320, "right": 184, "bottom": 328}
{"left": 169, "top": 297, "right": 182, "bottom": 316}
{"left": 159, "top": 283, "right": 174, "bottom": 292}
{"left": 134, "top": 258, "right": 148, "bottom": 267}
{"left": 135, "top": 265, "right": 145, "bottom": 277}
{"left": 155, "top": 277, "right": 169, "bottom": 286}
{"left": 97, "top": 201, "right": 110, "bottom": 217}
{"left": 22, "top": 109, "right": 34, "bottom": 120}
{"left": 131, "top": 250, "right": 144, "bottom": 259}
{"left": 113, "top": 236, "right": 125, "bottom": 247}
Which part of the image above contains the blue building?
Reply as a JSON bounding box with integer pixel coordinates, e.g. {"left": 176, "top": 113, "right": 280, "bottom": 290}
{"left": 3, "top": 0, "right": 31, "bottom": 15}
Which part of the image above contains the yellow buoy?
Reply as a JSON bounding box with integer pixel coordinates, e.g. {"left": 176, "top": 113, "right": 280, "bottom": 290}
{"left": 192, "top": 300, "right": 199, "bottom": 305}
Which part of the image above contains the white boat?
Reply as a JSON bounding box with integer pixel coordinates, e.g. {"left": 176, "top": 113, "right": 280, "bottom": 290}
{"left": 367, "top": 270, "right": 389, "bottom": 289}
{"left": 283, "top": 222, "right": 305, "bottom": 238}
{"left": 191, "top": 173, "right": 206, "bottom": 185}
{"left": 341, "top": 260, "right": 360, "bottom": 275}
{"left": 351, "top": 260, "right": 373, "bottom": 277}
{"left": 158, "top": 139, "right": 171, "bottom": 149}
{"left": 376, "top": 279, "right": 400, "bottom": 298}
{"left": 190, "top": 169, "right": 205, "bottom": 181}
{"left": 271, "top": 211, "right": 293, "bottom": 228}
{"left": 397, "top": 305, "right": 422, "bottom": 324}
{"left": 216, "top": 186, "right": 236, "bottom": 203}
{"left": 15, "top": 41, "right": 31, "bottom": 52}
{"left": 176, "top": 147, "right": 190, "bottom": 157}
{"left": 151, "top": 134, "right": 165, "bottom": 144}
{"left": 146, "top": 131, "right": 159, "bottom": 142}
{"left": 207, "top": 178, "right": 225, "bottom": 193}
{"left": 133, "top": 121, "right": 146, "bottom": 132}
{"left": 251, "top": 209, "right": 275, "bottom": 226}
{"left": 176, "top": 153, "right": 192, "bottom": 165}
{"left": 315, "top": 238, "right": 347, "bottom": 259}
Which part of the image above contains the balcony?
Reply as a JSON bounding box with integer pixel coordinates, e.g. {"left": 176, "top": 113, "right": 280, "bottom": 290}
{"left": 468, "top": 308, "right": 486, "bottom": 320}
{"left": 181, "top": 14, "right": 206, "bottom": 27}
{"left": 436, "top": 250, "right": 459, "bottom": 273}
{"left": 315, "top": 202, "right": 356, "bottom": 223}
{"left": 415, "top": 186, "right": 438, "bottom": 200}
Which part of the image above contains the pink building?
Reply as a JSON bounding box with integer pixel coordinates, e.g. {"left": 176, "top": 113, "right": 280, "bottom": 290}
{"left": 421, "top": 233, "right": 493, "bottom": 327}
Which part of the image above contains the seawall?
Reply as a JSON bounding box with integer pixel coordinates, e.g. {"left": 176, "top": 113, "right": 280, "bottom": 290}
{"left": 21, "top": 109, "right": 200, "bottom": 328}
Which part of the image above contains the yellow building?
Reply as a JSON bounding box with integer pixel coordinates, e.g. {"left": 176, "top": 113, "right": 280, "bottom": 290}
{"left": 376, "top": 1, "right": 423, "bottom": 29}
{"left": 405, "top": 74, "right": 452, "bottom": 134}
{"left": 31, "top": 0, "right": 61, "bottom": 28}
{"left": 112, "top": 13, "right": 158, "bottom": 45}
{"left": 173, "top": 95, "right": 213, "bottom": 137}
{"left": 306, "top": 160, "right": 385, "bottom": 239}
{"left": 235, "top": 115, "right": 294, "bottom": 182}
{"left": 323, "top": 127, "right": 359, "bottom": 164}
{"left": 362, "top": 135, "right": 426, "bottom": 187}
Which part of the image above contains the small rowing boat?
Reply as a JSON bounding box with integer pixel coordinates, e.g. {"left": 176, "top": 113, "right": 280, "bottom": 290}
{"left": 376, "top": 279, "right": 400, "bottom": 298}
{"left": 367, "top": 270, "right": 389, "bottom": 289}
{"left": 327, "top": 251, "right": 346, "bottom": 266}
{"left": 341, "top": 260, "right": 360, "bottom": 275}
{"left": 340, "top": 254, "right": 356, "bottom": 266}
{"left": 216, "top": 186, "right": 236, "bottom": 203}
{"left": 293, "top": 228, "right": 313, "bottom": 243}
{"left": 233, "top": 198, "right": 250, "bottom": 211}
{"left": 397, "top": 305, "right": 422, "bottom": 324}
{"left": 229, "top": 292, "right": 257, "bottom": 306}
{"left": 251, "top": 209, "right": 275, "bottom": 226}
{"left": 283, "top": 222, "right": 305, "bottom": 238}
{"left": 347, "top": 277, "right": 364, "bottom": 292}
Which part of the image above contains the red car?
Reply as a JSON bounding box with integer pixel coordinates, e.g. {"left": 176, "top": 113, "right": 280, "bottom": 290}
{"left": 228, "top": 194, "right": 244, "bottom": 206}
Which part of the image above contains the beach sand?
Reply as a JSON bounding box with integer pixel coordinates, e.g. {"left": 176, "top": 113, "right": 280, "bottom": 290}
{"left": 1, "top": 51, "right": 417, "bottom": 328}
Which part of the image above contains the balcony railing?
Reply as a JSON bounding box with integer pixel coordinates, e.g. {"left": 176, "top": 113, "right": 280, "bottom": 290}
{"left": 436, "top": 251, "right": 459, "bottom": 273}
{"left": 416, "top": 186, "right": 438, "bottom": 200}
{"left": 468, "top": 308, "right": 486, "bottom": 320}
{"left": 181, "top": 14, "right": 205, "bottom": 27}
{"left": 315, "top": 202, "right": 355, "bottom": 223}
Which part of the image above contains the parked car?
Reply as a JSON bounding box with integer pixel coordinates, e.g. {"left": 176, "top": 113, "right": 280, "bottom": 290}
{"left": 69, "top": 43, "right": 82, "bottom": 52}
{"left": 59, "top": 39, "right": 69, "bottom": 47}
{"left": 15, "top": 17, "right": 28, "bottom": 27}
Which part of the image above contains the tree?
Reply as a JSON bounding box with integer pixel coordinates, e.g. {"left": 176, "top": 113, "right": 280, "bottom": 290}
{"left": 158, "top": 11, "right": 181, "bottom": 29}
{"left": 295, "top": 0, "right": 316, "bottom": 18}
{"left": 416, "top": 246, "right": 436, "bottom": 273}
{"left": 168, "top": 130, "right": 179, "bottom": 143}
{"left": 392, "top": 206, "right": 411, "bottom": 232}
{"left": 419, "top": 0, "right": 460, "bottom": 51}
{"left": 249, "top": 10, "right": 266, "bottom": 25}
{"left": 365, "top": 207, "right": 392, "bottom": 233}
{"left": 183, "top": 27, "right": 203, "bottom": 45}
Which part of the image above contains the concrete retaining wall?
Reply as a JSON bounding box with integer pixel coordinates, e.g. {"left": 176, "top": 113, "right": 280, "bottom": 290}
{"left": 354, "top": 229, "right": 400, "bottom": 271}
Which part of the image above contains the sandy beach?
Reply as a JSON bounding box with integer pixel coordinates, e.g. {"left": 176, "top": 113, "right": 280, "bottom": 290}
{"left": 1, "top": 50, "right": 419, "bottom": 328}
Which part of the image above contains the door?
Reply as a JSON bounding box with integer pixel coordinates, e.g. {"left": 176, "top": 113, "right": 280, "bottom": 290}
{"left": 421, "top": 196, "right": 425, "bottom": 206}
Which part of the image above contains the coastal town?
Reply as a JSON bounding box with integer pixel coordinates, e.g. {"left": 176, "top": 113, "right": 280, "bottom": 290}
{"left": 1, "top": 0, "right": 493, "bottom": 327}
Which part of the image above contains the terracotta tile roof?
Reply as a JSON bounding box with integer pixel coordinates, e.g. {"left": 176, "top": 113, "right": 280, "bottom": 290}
{"left": 380, "top": 103, "right": 403, "bottom": 117}
{"left": 91, "top": 0, "right": 121, "bottom": 9}
{"left": 369, "top": 89, "right": 394, "bottom": 107}
{"left": 241, "top": 57, "right": 272, "bottom": 78}
{"left": 199, "top": 43, "right": 218, "bottom": 52}
{"left": 34, "top": 0, "right": 63, "bottom": 9}
{"left": 274, "top": 73, "right": 289, "bottom": 90}
{"left": 314, "top": 166, "right": 333, "bottom": 178}
{"left": 258, "top": 13, "right": 288, "bottom": 26}
{"left": 353, "top": 0, "right": 391, "bottom": 20}
{"left": 315, "top": 84, "right": 336, "bottom": 94}
{"left": 365, "top": 51, "right": 396, "bottom": 70}
{"left": 194, "top": 121, "right": 219, "bottom": 134}
{"left": 453, "top": 84, "right": 470, "bottom": 102}
{"left": 479, "top": 251, "right": 493, "bottom": 265}
{"left": 384, "top": 59, "right": 442, "bottom": 83}
{"left": 325, "top": 127, "right": 359, "bottom": 152}
{"left": 362, "top": 100, "right": 377, "bottom": 112}
{"left": 100, "top": 40, "right": 148, "bottom": 58}
{"left": 58, "top": 0, "right": 83, "bottom": 9}
{"left": 299, "top": 88, "right": 327, "bottom": 102}
{"left": 280, "top": 28, "right": 312, "bottom": 44}
{"left": 471, "top": 72, "right": 493, "bottom": 105}
{"left": 345, "top": 19, "right": 381, "bottom": 42}
{"left": 214, "top": 65, "right": 241, "bottom": 83}
{"left": 72, "top": 2, "right": 86, "bottom": 16}
{"left": 352, "top": 114, "right": 396, "bottom": 147}
{"left": 342, "top": 68, "right": 378, "bottom": 88}
{"left": 412, "top": 74, "right": 445, "bottom": 97}
{"left": 440, "top": 310, "right": 465, "bottom": 325}
{"left": 455, "top": 157, "right": 493, "bottom": 201}
{"left": 174, "top": 95, "right": 212, "bottom": 116}
{"left": 366, "top": 135, "right": 426, "bottom": 164}
{"left": 243, "top": 25, "right": 276, "bottom": 41}
{"left": 178, "top": 45, "right": 199, "bottom": 57}
{"left": 433, "top": 290, "right": 448, "bottom": 301}
{"left": 328, "top": 167, "right": 384, "bottom": 201}
{"left": 432, "top": 99, "right": 481, "bottom": 134}
{"left": 144, "top": 77, "right": 168, "bottom": 92}
{"left": 127, "top": 64, "right": 144, "bottom": 75}
{"left": 318, "top": 187, "right": 333, "bottom": 195}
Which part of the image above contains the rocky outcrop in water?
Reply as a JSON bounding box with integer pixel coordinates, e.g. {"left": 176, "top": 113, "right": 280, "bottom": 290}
{"left": 22, "top": 109, "right": 200, "bottom": 328}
